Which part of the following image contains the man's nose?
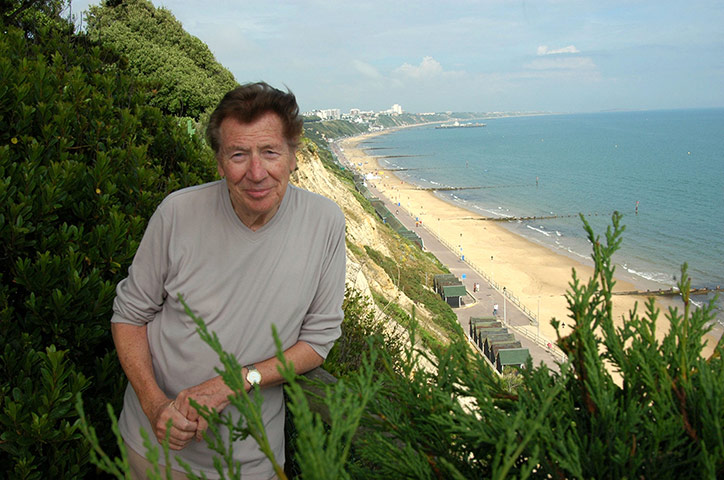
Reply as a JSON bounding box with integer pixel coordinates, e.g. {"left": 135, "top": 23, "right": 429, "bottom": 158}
{"left": 247, "top": 154, "right": 268, "bottom": 181}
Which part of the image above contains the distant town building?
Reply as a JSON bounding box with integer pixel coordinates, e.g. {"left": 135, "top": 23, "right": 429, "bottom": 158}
{"left": 311, "top": 108, "right": 341, "bottom": 120}
{"left": 381, "top": 104, "right": 403, "bottom": 115}
{"left": 306, "top": 104, "right": 403, "bottom": 121}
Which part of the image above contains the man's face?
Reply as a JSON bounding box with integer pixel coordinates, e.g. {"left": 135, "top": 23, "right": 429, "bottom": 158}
{"left": 216, "top": 112, "right": 297, "bottom": 230}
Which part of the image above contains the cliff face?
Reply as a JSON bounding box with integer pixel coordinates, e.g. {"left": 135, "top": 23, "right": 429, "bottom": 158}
{"left": 290, "top": 141, "right": 424, "bottom": 324}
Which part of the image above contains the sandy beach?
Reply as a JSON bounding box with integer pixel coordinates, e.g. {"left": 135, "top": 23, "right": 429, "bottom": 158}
{"left": 338, "top": 130, "right": 720, "bottom": 358}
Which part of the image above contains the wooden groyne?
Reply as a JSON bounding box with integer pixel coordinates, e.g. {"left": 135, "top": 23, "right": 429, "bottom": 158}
{"left": 613, "top": 286, "right": 723, "bottom": 297}
{"left": 372, "top": 154, "right": 430, "bottom": 159}
{"left": 416, "top": 183, "right": 532, "bottom": 192}
{"left": 454, "top": 212, "right": 614, "bottom": 222}
{"left": 378, "top": 167, "right": 464, "bottom": 172}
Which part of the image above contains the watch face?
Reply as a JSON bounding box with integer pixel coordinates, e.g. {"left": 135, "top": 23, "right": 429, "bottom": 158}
{"left": 247, "top": 370, "right": 262, "bottom": 385}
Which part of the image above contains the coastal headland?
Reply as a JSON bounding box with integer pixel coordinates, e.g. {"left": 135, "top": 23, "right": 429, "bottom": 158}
{"left": 337, "top": 128, "right": 721, "bottom": 361}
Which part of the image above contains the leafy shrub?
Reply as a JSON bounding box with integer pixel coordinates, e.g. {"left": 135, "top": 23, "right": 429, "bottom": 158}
{"left": 85, "top": 0, "right": 237, "bottom": 119}
{"left": 0, "top": 21, "right": 217, "bottom": 477}
{"left": 79, "top": 215, "right": 724, "bottom": 480}
{"left": 324, "top": 288, "right": 404, "bottom": 378}
{"left": 354, "top": 215, "right": 724, "bottom": 479}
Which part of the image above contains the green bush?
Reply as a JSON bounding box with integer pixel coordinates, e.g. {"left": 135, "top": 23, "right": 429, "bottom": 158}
{"left": 79, "top": 215, "right": 724, "bottom": 480}
{"left": 354, "top": 215, "right": 724, "bottom": 479}
{"left": 324, "top": 288, "right": 404, "bottom": 378}
{"left": 85, "top": 0, "right": 237, "bottom": 119}
{"left": 0, "top": 22, "right": 217, "bottom": 477}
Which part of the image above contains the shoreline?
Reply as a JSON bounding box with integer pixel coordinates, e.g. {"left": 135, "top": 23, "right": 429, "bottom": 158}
{"left": 336, "top": 128, "right": 721, "bottom": 357}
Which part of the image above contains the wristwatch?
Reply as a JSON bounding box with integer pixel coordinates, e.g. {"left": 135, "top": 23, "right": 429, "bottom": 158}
{"left": 245, "top": 364, "right": 262, "bottom": 386}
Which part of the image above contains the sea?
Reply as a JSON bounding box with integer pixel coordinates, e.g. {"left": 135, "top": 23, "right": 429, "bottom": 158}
{"left": 360, "top": 109, "right": 724, "bottom": 325}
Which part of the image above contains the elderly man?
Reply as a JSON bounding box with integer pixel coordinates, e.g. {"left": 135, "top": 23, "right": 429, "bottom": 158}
{"left": 111, "top": 82, "right": 346, "bottom": 479}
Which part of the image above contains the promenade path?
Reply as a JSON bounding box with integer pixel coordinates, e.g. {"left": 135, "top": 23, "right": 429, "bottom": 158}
{"left": 364, "top": 179, "right": 565, "bottom": 373}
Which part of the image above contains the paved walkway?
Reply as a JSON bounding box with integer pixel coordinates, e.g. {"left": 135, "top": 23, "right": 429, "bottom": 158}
{"left": 364, "top": 181, "right": 564, "bottom": 372}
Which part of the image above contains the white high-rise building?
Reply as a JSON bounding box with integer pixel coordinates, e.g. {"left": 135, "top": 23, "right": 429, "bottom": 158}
{"left": 315, "top": 109, "right": 341, "bottom": 120}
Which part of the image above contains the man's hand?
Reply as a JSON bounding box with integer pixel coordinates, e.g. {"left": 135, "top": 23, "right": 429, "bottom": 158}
{"left": 147, "top": 397, "right": 198, "bottom": 450}
{"left": 173, "top": 376, "right": 234, "bottom": 442}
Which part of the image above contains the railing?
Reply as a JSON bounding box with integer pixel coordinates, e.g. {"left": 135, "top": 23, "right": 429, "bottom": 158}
{"left": 398, "top": 207, "right": 569, "bottom": 363}
{"left": 506, "top": 324, "right": 567, "bottom": 364}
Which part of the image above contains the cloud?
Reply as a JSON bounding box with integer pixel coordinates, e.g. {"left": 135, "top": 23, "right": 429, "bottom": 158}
{"left": 537, "top": 45, "right": 580, "bottom": 56}
{"left": 353, "top": 60, "right": 383, "bottom": 79}
{"left": 394, "top": 56, "right": 445, "bottom": 79}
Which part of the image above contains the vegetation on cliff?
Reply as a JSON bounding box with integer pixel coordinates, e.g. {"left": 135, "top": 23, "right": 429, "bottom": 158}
{"left": 0, "top": 7, "right": 218, "bottom": 477}
{"left": 85, "top": 0, "right": 237, "bottom": 119}
{"left": 81, "top": 218, "right": 724, "bottom": 479}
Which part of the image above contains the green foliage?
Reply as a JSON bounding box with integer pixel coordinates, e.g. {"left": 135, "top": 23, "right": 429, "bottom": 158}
{"left": 363, "top": 244, "right": 460, "bottom": 340}
{"left": 304, "top": 120, "right": 369, "bottom": 143}
{"left": 1, "top": 0, "right": 69, "bottom": 33}
{"left": 75, "top": 215, "right": 724, "bottom": 480}
{"left": 356, "top": 213, "right": 724, "bottom": 479}
{"left": 0, "top": 19, "right": 217, "bottom": 477}
{"left": 77, "top": 296, "right": 382, "bottom": 480}
{"left": 1, "top": 345, "right": 91, "bottom": 479}
{"left": 301, "top": 137, "right": 356, "bottom": 184}
{"left": 85, "top": 0, "right": 237, "bottom": 119}
{"left": 324, "top": 289, "right": 403, "bottom": 378}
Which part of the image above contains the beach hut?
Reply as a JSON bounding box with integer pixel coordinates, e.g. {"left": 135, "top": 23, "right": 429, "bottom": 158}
{"left": 442, "top": 284, "right": 467, "bottom": 308}
{"left": 474, "top": 326, "right": 507, "bottom": 344}
{"left": 353, "top": 176, "right": 375, "bottom": 200}
{"left": 484, "top": 335, "right": 517, "bottom": 360}
{"left": 434, "top": 274, "right": 459, "bottom": 295}
{"left": 474, "top": 327, "right": 508, "bottom": 350}
{"left": 489, "top": 341, "right": 522, "bottom": 362}
{"left": 469, "top": 317, "right": 500, "bottom": 338}
{"left": 470, "top": 322, "right": 502, "bottom": 343}
{"left": 370, "top": 199, "right": 389, "bottom": 220}
{"left": 399, "top": 230, "right": 424, "bottom": 249}
{"left": 496, "top": 348, "right": 531, "bottom": 373}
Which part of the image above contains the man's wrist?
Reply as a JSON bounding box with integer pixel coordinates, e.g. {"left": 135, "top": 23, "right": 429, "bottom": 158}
{"left": 244, "top": 364, "right": 262, "bottom": 388}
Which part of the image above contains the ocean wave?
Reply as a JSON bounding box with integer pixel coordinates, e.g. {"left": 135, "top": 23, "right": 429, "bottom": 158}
{"left": 566, "top": 247, "right": 589, "bottom": 260}
{"left": 621, "top": 264, "right": 676, "bottom": 285}
{"left": 491, "top": 210, "right": 513, "bottom": 219}
{"left": 527, "top": 225, "right": 551, "bottom": 237}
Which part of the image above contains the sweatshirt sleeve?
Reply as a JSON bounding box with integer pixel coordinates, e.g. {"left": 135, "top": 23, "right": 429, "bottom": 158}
{"left": 297, "top": 206, "right": 346, "bottom": 359}
{"left": 111, "top": 205, "right": 170, "bottom": 326}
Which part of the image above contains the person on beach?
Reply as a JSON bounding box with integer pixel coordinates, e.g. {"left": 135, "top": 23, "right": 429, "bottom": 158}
{"left": 111, "top": 82, "right": 346, "bottom": 479}
{"left": 493, "top": 303, "right": 499, "bottom": 316}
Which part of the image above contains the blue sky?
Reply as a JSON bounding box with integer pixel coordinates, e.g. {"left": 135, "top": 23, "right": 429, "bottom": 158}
{"left": 69, "top": 0, "right": 724, "bottom": 114}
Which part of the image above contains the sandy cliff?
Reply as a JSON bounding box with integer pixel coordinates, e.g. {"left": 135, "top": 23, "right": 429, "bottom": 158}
{"left": 291, "top": 141, "right": 430, "bottom": 332}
